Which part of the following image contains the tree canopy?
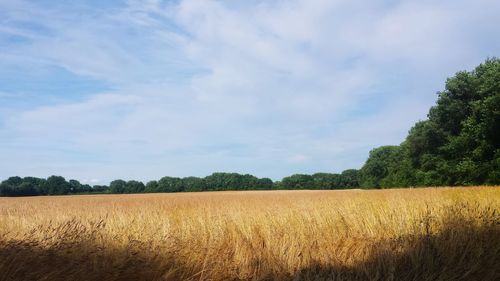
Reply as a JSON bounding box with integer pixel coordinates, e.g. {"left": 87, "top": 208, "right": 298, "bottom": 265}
{"left": 362, "top": 58, "right": 500, "bottom": 187}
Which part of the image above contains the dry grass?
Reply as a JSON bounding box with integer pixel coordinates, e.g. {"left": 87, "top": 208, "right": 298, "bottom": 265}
{"left": 0, "top": 187, "right": 499, "bottom": 281}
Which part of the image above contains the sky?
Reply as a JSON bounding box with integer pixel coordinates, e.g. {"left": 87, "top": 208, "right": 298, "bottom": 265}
{"left": 0, "top": 0, "right": 499, "bottom": 184}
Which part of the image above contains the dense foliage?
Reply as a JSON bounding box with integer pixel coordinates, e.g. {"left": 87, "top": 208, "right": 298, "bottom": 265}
{"left": 0, "top": 172, "right": 354, "bottom": 196}
{"left": 361, "top": 58, "right": 500, "bottom": 188}
{"left": 278, "top": 170, "right": 361, "bottom": 190}
{"left": 0, "top": 176, "right": 95, "bottom": 196}
{"left": 1, "top": 59, "right": 498, "bottom": 196}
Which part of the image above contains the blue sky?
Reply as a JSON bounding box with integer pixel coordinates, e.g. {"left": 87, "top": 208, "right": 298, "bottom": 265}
{"left": 1, "top": 0, "right": 499, "bottom": 184}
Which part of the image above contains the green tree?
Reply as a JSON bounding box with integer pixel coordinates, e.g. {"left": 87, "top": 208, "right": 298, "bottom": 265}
{"left": 182, "top": 177, "right": 205, "bottom": 192}
{"left": 158, "top": 177, "right": 184, "bottom": 192}
{"left": 69, "top": 179, "right": 82, "bottom": 193}
{"left": 361, "top": 57, "right": 500, "bottom": 187}
{"left": 257, "top": 177, "right": 274, "bottom": 190}
{"left": 44, "top": 176, "right": 70, "bottom": 195}
{"left": 280, "top": 174, "right": 314, "bottom": 189}
{"left": 339, "top": 169, "right": 362, "bottom": 188}
{"left": 145, "top": 180, "right": 159, "bottom": 193}
{"left": 124, "top": 180, "right": 145, "bottom": 193}
{"left": 312, "top": 173, "right": 342, "bottom": 189}
{"left": 109, "top": 179, "right": 127, "bottom": 194}
{"left": 92, "top": 185, "right": 109, "bottom": 192}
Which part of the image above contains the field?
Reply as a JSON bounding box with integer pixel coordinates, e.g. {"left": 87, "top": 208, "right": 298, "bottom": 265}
{"left": 0, "top": 187, "right": 499, "bottom": 281}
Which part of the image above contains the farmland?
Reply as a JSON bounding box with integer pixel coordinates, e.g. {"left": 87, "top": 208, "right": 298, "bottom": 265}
{"left": 0, "top": 187, "right": 499, "bottom": 281}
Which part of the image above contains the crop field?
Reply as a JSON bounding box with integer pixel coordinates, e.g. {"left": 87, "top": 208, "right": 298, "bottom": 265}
{"left": 0, "top": 187, "right": 499, "bottom": 281}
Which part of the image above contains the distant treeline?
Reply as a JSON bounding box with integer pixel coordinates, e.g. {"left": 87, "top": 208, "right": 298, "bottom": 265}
{"left": 0, "top": 171, "right": 362, "bottom": 196}
{"left": 1, "top": 58, "right": 499, "bottom": 196}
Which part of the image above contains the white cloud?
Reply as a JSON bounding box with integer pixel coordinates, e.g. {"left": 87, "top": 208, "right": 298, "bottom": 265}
{"left": 1, "top": 0, "right": 499, "bottom": 182}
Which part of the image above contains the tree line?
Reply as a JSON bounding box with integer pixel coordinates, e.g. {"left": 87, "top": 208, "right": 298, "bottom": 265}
{"left": 0, "top": 171, "right": 363, "bottom": 196}
{"left": 1, "top": 58, "right": 499, "bottom": 196}
{"left": 0, "top": 175, "right": 108, "bottom": 196}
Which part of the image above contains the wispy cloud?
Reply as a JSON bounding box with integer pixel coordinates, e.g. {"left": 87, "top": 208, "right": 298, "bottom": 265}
{"left": 1, "top": 0, "right": 499, "bottom": 183}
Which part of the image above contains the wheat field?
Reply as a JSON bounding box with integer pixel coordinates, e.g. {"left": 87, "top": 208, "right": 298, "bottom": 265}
{"left": 0, "top": 187, "right": 499, "bottom": 281}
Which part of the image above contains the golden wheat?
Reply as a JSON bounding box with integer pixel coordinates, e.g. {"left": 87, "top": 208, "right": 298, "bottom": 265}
{"left": 0, "top": 187, "right": 499, "bottom": 281}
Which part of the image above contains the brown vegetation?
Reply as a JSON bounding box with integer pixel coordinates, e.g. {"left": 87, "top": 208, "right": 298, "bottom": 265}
{"left": 0, "top": 187, "right": 499, "bottom": 281}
